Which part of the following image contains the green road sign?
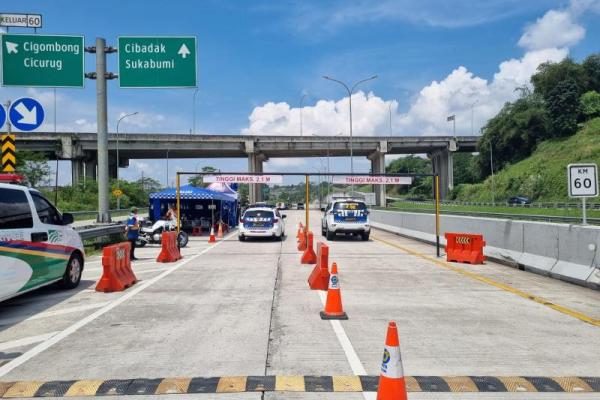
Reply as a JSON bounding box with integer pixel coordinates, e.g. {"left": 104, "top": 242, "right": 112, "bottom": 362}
{"left": 1, "top": 34, "right": 84, "bottom": 87}
{"left": 118, "top": 36, "right": 197, "bottom": 88}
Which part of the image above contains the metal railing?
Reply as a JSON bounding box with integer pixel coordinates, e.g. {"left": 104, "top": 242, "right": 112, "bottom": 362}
{"left": 392, "top": 199, "right": 600, "bottom": 210}
{"left": 76, "top": 224, "right": 125, "bottom": 241}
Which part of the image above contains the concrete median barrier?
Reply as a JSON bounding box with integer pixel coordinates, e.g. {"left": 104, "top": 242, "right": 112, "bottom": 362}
{"left": 371, "top": 210, "right": 600, "bottom": 290}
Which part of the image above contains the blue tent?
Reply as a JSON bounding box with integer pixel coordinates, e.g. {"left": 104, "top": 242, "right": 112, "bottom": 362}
{"left": 149, "top": 185, "right": 238, "bottom": 229}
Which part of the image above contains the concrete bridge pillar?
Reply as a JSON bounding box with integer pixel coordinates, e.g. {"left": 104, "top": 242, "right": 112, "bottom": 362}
{"left": 71, "top": 160, "right": 84, "bottom": 185}
{"left": 430, "top": 148, "right": 454, "bottom": 199}
{"left": 368, "top": 140, "right": 388, "bottom": 207}
{"left": 247, "top": 152, "right": 266, "bottom": 203}
{"left": 85, "top": 159, "right": 97, "bottom": 181}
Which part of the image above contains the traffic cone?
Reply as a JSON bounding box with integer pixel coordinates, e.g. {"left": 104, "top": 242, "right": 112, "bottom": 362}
{"left": 296, "top": 223, "right": 304, "bottom": 241}
{"left": 209, "top": 226, "right": 216, "bottom": 243}
{"left": 376, "top": 321, "right": 407, "bottom": 400}
{"left": 301, "top": 231, "right": 317, "bottom": 264}
{"left": 297, "top": 229, "right": 307, "bottom": 251}
{"left": 217, "top": 222, "right": 224, "bottom": 238}
{"left": 319, "top": 263, "right": 348, "bottom": 320}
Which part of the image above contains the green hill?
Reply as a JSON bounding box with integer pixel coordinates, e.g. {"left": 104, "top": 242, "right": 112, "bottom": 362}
{"left": 453, "top": 117, "right": 600, "bottom": 202}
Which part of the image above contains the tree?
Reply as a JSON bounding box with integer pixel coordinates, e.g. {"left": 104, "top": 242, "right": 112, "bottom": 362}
{"left": 386, "top": 155, "right": 432, "bottom": 198}
{"left": 581, "top": 91, "right": 600, "bottom": 118}
{"left": 15, "top": 150, "right": 51, "bottom": 187}
{"left": 546, "top": 78, "right": 580, "bottom": 137}
{"left": 453, "top": 153, "right": 478, "bottom": 185}
{"left": 531, "top": 58, "right": 588, "bottom": 100}
{"left": 189, "top": 166, "right": 218, "bottom": 187}
{"left": 583, "top": 54, "right": 600, "bottom": 92}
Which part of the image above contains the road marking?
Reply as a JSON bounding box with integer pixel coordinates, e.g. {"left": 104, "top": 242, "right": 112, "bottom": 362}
{"left": 373, "top": 235, "right": 600, "bottom": 328}
{"left": 317, "top": 291, "right": 375, "bottom": 400}
{"left": 0, "top": 231, "right": 237, "bottom": 378}
{"left": 0, "top": 302, "right": 111, "bottom": 326}
{"left": 0, "top": 332, "right": 59, "bottom": 351}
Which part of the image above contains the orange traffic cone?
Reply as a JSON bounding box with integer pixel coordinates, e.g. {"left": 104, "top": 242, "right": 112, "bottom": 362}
{"left": 319, "top": 262, "right": 348, "bottom": 320}
{"left": 297, "top": 229, "right": 307, "bottom": 251}
{"left": 217, "top": 222, "right": 224, "bottom": 238}
{"left": 301, "top": 231, "right": 317, "bottom": 264}
{"left": 209, "top": 226, "right": 216, "bottom": 243}
{"left": 376, "top": 321, "right": 407, "bottom": 400}
{"left": 296, "top": 223, "right": 304, "bottom": 241}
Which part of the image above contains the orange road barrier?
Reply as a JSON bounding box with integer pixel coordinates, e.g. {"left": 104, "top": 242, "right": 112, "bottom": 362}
{"left": 217, "top": 222, "right": 224, "bottom": 238}
{"left": 308, "top": 242, "right": 330, "bottom": 290}
{"left": 191, "top": 226, "right": 203, "bottom": 237}
{"left": 320, "top": 262, "right": 348, "bottom": 320}
{"left": 156, "top": 231, "right": 182, "bottom": 263}
{"left": 301, "top": 231, "right": 317, "bottom": 264}
{"left": 377, "top": 321, "right": 408, "bottom": 400}
{"left": 444, "top": 232, "right": 486, "bottom": 264}
{"left": 297, "top": 229, "right": 307, "bottom": 251}
{"left": 96, "top": 242, "right": 137, "bottom": 292}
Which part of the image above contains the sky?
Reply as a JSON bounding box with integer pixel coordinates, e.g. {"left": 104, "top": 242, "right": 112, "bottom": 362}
{"left": 0, "top": 0, "right": 599, "bottom": 185}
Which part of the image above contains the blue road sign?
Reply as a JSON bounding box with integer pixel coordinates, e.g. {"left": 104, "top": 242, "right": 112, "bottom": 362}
{"left": 0, "top": 105, "right": 6, "bottom": 129}
{"left": 9, "top": 97, "right": 44, "bottom": 131}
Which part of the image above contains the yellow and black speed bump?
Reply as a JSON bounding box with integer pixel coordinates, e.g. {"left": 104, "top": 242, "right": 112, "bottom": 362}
{"left": 1, "top": 376, "right": 599, "bottom": 397}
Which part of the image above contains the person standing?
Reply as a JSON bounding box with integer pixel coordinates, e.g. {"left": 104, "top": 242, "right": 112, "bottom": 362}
{"left": 126, "top": 207, "right": 140, "bottom": 261}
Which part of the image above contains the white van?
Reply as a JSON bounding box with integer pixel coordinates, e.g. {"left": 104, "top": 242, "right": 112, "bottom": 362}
{"left": 0, "top": 180, "right": 85, "bottom": 302}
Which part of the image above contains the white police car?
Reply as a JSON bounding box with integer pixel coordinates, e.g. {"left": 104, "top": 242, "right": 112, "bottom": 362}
{"left": 0, "top": 176, "right": 85, "bottom": 302}
{"left": 321, "top": 198, "right": 370, "bottom": 241}
{"left": 238, "top": 205, "right": 286, "bottom": 241}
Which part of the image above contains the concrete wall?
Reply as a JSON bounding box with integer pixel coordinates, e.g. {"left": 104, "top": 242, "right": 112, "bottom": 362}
{"left": 370, "top": 210, "right": 600, "bottom": 290}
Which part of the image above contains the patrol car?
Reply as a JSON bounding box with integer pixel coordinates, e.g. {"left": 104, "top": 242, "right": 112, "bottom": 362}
{"left": 0, "top": 177, "right": 85, "bottom": 303}
{"left": 321, "top": 198, "right": 370, "bottom": 241}
{"left": 238, "top": 205, "right": 286, "bottom": 241}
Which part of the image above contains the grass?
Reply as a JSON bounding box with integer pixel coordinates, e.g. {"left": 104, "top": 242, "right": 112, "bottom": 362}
{"left": 387, "top": 201, "right": 600, "bottom": 219}
{"left": 453, "top": 117, "right": 600, "bottom": 202}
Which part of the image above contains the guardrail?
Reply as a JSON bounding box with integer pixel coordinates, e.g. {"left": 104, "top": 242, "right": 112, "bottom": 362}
{"left": 391, "top": 199, "right": 599, "bottom": 210}
{"left": 76, "top": 224, "right": 125, "bottom": 241}
{"left": 68, "top": 207, "right": 148, "bottom": 220}
{"left": 376, "top": 207, "right": 600, "bottom": 225}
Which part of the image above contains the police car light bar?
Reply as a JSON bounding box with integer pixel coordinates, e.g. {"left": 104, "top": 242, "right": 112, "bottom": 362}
{"left": 0, "top": 173, "right": 25, "bottom": 184}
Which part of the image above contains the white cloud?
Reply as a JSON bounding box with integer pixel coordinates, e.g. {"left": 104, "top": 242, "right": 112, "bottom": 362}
{"left": 518, "top": 9, "right": 585, "bottom": 50}
{"left": 244, "top": 1, "right": 591, "bottom": 137}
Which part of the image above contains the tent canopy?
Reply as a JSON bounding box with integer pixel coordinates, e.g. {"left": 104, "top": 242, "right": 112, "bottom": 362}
{"left": 149, "top": 185, "right": 237, "bottom": 202}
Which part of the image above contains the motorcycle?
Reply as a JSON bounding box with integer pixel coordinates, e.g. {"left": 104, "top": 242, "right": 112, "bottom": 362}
{"left": 135, "top": 218, "right": 189, "bottom": 248}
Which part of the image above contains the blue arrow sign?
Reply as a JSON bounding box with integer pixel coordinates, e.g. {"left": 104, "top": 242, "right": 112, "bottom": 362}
{"left": 0, "top": 105, "right": 6, "bottom": 129}
{"left": 9, "top": 97, "right": 44, "bottom": 131}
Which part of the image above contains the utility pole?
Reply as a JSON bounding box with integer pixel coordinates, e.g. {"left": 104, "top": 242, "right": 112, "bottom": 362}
{"left": 85, "top": 38, "right": 117, "bottom": 223}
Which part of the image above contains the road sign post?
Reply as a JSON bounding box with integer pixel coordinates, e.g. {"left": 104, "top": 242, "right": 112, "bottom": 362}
{"left": 568, "top": 163, "right": 598, "bottom": 225}
{"left": 1, "top": 34, "right": 84, "bottom": 87}
{"left": 118, "top": 36, "right": 197, "bottom": 88}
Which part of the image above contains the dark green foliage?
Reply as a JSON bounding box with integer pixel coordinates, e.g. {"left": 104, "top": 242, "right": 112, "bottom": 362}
{"left": 15, "top": 150, "right": 51, "bottom": 187}
{"left": 581, "top": 91, "right": 600, "bottom": 118}
{"left": 386, "top": 155, "right": 433, "bottom": 198}
{"left": 583, "top": 54, "right": 600, "bottom": 92}
{"left": 546, "top": 78, "right": 581, "bottom": 137}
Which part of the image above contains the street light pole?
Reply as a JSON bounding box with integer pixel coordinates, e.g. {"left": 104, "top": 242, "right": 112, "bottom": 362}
{"left": 300, "top": 93, "right": 306, "bottom": 136}
{"left": 322, "top": 75, "right": 378, "bottom": 194}
{"left": 116, "top": 111, "right": 138, "bottom": 209}
{"left": 193, "top": 88, "right": 199, "bottom": 134}
{"left": 388, "top": 102, "right": 393, "bottom": 136}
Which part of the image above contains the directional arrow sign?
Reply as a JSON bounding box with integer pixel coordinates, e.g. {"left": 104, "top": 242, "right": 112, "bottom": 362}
{"left": 118, "top": 36, "right": 197, "bottom": 88}
{"left": 1, "top": 34, "right": 84, "bottom": 87}
{"left": 9, "top": 98, "right": 45, "bottom": 131}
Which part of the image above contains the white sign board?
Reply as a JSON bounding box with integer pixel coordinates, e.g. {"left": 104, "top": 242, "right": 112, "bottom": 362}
{"left": 331, "top": 175, "right": 413, "bottom": 185}
{"left": 568, "top": 164, "right": 598, "bottom": 197}
{"left": 203, "top": 174, "right": 283, "bottom": 184}
{"left": 0, "top": 13, "right": 42, "bottom": 28}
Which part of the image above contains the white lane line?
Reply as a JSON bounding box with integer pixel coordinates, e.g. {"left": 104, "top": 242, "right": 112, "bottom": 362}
{"left": 0, "top": 231, "right": 236, "bottom": 378}
{"left": 317, "top": 291, "right": 376, "bottom": 400}
{"left": 0, "top": 332, "right": 60, "bottom": 352}
{"left": 0, "top": 302, "right": 111, "bottom": 326}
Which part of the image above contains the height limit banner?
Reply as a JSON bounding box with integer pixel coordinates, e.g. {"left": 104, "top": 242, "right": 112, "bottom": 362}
{"left": 331, "top": 175, "right": 413, "bottom": 185}
{"left": 203, "top": 174, "right": 283, "bottom": 184}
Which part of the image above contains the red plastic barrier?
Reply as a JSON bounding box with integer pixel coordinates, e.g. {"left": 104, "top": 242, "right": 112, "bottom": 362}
{"left": 444, "top": 232, "right": 486, "bottom": 264}
{"left": 191, "top": 226, "right": 203, "bottom": 237}
{"left": 157, "top": 231, "right": 182, "bottom": 263}
{"left": 96, "top": 242, "right": 137, "bottom": 292}
{"left": 308, "top": 242, "right": 330, "bottom": 290}
{"left": 301, "top": 231, "right": 317, "bottom": 264}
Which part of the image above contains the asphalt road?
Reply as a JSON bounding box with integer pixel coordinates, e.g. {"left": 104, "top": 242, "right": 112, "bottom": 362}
{"left": 1, "top": 210, "right": 600, "bottom": 399}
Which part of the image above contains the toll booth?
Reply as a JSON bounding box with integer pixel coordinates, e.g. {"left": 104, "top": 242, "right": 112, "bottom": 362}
{"left": 148, "top": 185, "right": 238, "bottom": 232}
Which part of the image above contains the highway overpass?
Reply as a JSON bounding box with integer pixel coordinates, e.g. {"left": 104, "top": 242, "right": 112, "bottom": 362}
{"left": 16, "top": 132, "right": 479, "bottom": 201}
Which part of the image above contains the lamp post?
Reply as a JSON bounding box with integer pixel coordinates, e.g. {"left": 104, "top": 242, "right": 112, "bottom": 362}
{"left": 388, "top": 102, "right": 393, "bottom": 136}
{"left": 193, "top": 88, "right": 199, "bottom": 134}
{"left": 323, "top": 75, "right": 378, "bottom": 193}
{"left": 300, "top": 93, "right": 307, "bottom": 136}
{"left": 116, "top": 111, "right": 138, "bottom": 209}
